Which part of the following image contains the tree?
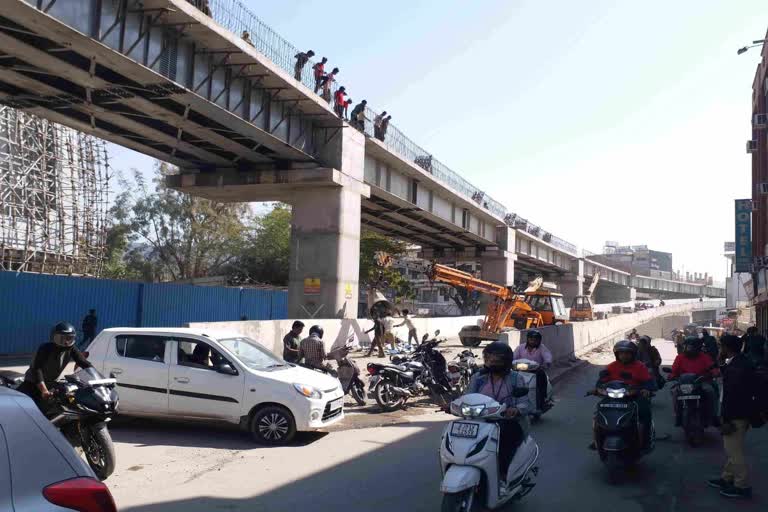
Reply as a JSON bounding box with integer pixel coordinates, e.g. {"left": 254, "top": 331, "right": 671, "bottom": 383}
{"left": 105, "top": 162, "right": 251, "bottom": 281}
{"left": 450, "top": 287, "right": 482, "bottom": 316}
{"left": 359, "top": 231, "right": 416, "bottom": 305}
{"left": 232, "top": 203, "right": 292, "bottom": 286}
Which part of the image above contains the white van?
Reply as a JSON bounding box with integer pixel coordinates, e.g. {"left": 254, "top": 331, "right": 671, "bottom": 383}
{"left": 85, "top": 328, "right": 343, "bottom": 445}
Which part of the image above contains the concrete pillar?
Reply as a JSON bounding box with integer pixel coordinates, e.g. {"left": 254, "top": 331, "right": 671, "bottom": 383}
{"left": 287, "top": 126, "right": 367, "bottom": 319}
{"left": 559, "top": 258, "right": 584, "bottom": 305}
{"left": 481, "top": 227, "right": 516, "bottom": 286}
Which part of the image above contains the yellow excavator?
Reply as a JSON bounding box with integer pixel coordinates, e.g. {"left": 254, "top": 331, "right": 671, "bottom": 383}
{"left": 569, "top": 271, "right": 600, "bottom": 321}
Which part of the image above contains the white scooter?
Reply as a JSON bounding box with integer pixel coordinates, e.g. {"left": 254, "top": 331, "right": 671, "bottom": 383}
{"left": 512, "top": 359, "right": 554, "bottom": 421}
{"left": 439, "top": 393, "right": 540, "bottom": 511}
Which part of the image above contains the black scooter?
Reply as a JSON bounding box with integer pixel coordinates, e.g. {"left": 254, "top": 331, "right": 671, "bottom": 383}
{"left": 662, "top": 367, "right": 715, "bottom": 446}
{"left": 1, "top": 367, "right": 118, "bottom": 480}
{"left": 588, "top": 376, "right": 654, "bottom": 481}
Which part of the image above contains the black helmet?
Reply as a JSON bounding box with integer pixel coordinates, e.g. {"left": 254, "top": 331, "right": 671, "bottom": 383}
{"left": 482, "top": 341, "right": 513, "bottom": 374}
{"left": 638, "top": 335, "right": 651, "bottom": 345}
{"left": 613, "top": 340, "right": 638, "bottom": 362}
{"left": 309, "top": 325, "right": 324, "bottom": 339}
{"left": 683, "top": 336, "right": 703, "bottom": 353}
{"left": 526, "top": 330, "right": 542, "bottom": 342}
{"left": 51, "top": 321, "right": 76, "bottom": 348}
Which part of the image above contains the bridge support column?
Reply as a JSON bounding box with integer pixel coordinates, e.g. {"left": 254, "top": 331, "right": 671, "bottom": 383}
{"left": 559, "top": 259, "right": 584, "bottom": 305}
{"left": 481, "top": 227, "right": 516, "bottom": 286}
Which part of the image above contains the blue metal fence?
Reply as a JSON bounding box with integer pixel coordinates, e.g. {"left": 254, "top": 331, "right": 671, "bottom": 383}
{"left": 0, "top": 271, "right": 287, "bottom": 355}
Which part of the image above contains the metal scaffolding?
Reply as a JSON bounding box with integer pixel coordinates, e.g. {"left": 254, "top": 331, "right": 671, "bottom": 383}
{"left": 0, "top": 107, "right": 109, "bottom": 276}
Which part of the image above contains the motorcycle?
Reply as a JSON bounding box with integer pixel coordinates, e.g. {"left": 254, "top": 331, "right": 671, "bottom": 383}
{"left": 328, "top": 337, "right": 366, "bottom": 406}
{"left": 439, "top": 392, "right": 539, "bottom": 511}
{"left": 512, "top": 359, "right": 554, "bottom": 421}
{"left": 447, "top": 350, "right": 478, "bottom": 395}
{"left": 588, "top": 376, "right": 654, "bottom": 481}
{"left": 1, "top": 367, "right": 118, "bottom": 480}
{"left": 367, "top": 330, "right": 453, "bottom": 411}
{"left": 662, "top": 367, "right": 715, "bottom": 446}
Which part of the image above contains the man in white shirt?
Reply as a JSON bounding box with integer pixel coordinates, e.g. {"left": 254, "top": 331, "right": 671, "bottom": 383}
{"left": 395, "top": 309, "right": 418, "bottom": 346}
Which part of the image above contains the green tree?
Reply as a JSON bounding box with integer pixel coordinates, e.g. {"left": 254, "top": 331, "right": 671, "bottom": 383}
{"left": 359, "top": 231, "right": 416, "bottom": 304}
{"left": 104, "top": 162, "right": 251, "bottom": 281}
{"left": 232, "top": 203, "right": 292, "bottom": 286}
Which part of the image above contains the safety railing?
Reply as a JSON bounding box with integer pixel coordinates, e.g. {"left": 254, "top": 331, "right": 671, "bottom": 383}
{"left": 194, "top": 0, "right": 583, "bottom": 248}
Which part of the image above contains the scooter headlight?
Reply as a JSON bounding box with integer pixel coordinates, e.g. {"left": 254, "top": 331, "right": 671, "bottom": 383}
{"left": 461, "top": 404, "right": 486, "bottom": 417}
{"left": 515, "top": 362, "right": 529, "bottom": 371}
{"left": 607, "top": 388, "right": 627, "bottom": 399}
{"left": 679, "top": 384, "right": 694, "bottom": 394}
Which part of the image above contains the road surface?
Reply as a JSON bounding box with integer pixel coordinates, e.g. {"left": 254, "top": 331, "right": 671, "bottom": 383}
{"left": 106, "top": 338, "right": 766, "bottom": 511}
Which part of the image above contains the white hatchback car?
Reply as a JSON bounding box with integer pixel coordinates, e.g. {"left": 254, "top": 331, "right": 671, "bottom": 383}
{"left": 85, "top": 328, "right": 344, "bottom": 445}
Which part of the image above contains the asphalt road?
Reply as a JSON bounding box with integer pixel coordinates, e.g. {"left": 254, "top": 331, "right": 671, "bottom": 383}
{"left": 106, "top": 339, "right": 766, "bottom": 511}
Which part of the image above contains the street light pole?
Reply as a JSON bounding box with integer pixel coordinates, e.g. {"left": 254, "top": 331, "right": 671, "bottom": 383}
{"left": 737, "top": 39, "right": 765, "bottom": 55}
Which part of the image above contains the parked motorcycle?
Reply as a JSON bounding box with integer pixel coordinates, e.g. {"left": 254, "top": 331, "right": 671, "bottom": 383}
{"left": 328, "top": 337, "right": 366, "bottom": 406}
{"left": 587, "top": 378, "right": 654, "bottom": 481}
{"left": 662, "top": 367, "right": 715, "bottom": 446}
{"left": 513, "top": 359, "right": 554, "bottom": 421}
{"left": 447, "top": 350, "right": 478, "bottom": 395}
{"left": 439, "top": 392, "right": 539, "bottom": 511}
{"left": 1, "top": 367, "right": 118, "bottom": 480}
{"left": 367, "top": 330, "right": 453, "bottom": 411}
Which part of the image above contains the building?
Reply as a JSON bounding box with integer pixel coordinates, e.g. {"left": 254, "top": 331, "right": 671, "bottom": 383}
{"left": 597, "top": 242, "right": 673, "bottom": 276}
{"left": 747, "top": 32, "right": 768, "bottom": 333}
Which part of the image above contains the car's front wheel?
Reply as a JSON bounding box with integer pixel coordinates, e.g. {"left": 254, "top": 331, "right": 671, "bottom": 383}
{"left": 250, "top": 406, "right": 297, "bottom": 446}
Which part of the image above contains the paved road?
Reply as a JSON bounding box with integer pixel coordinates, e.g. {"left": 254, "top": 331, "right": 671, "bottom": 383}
{"left": 106, "top": 339, "right": 765, "bottom": 511}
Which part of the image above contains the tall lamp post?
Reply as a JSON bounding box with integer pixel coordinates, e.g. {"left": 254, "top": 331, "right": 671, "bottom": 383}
{"left": 737, "top": 39, "right": 765, "bottom": 55}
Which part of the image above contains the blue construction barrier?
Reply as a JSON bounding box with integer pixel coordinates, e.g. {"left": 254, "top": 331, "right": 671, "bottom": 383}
{"left": 0, "top": 271, "right": 287, "bottom": 355}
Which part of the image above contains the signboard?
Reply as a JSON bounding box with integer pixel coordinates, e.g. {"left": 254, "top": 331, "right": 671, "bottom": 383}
{"left": 724, "top": 241, "right": 735, "bottom": 252}
{"left": 735, "top": 199, "right": 752, "bottom": 272}
{"left": 303, "top": 278, "right": 321, "bottom": 295}
{"left": 344, "top": 283, "right": 353, "bottom": 300}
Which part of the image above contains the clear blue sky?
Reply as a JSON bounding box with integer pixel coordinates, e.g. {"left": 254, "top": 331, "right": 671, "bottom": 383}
{"left": 110, "top": 0, "right": 768, "bottom": 280}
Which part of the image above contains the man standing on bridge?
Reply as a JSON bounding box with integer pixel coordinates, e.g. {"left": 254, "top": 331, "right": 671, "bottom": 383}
{"left": 312, "top": 57, "right": 328, "bottom": 93}
{"left": 294, "top": 49, "right": 315, "bottom": 81}
{"left": 349, "top": 100, "right": 367, "bottom": 130}
{"left": 333, "top": 86, "right": 347, "bottom": 118}
{"left": 320, "top": 67, "right": 339, "bottom": 104}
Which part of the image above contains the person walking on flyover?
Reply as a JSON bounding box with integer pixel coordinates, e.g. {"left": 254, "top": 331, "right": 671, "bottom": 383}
{"left": 282, "top": 320, "right": 304, "bottom": 364}
{"left": 312, "top": 57, "right": 328, "bottom": 93}
{"left": 333, "top": 86, "right": 347, "bottom": 118}
{"left": 373, "top": 111, "right": 387, "bottom": 139}
{"left": 707, "top": 334, "right": 764, "bottom": 499}
{"left": 378, "top": 115, "right": 392, "bottom": 142}
{"left": 294, "top": 49, "right": 315, "bottom": 81}
{"left": 81, "top": 309, "right": 98, "bottom": 349}
{"left": 349, "top": 99, "right": 367, "bottom": 130}
{"left": 320, "top": 67, "right": 339, "bottom": 104}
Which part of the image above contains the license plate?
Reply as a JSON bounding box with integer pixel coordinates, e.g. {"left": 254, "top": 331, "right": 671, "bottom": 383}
{"left": 451, "top": 422, "right": 479, "bottom": 438}
{"left": 678, "top": 395, "right": 701, "bottom": 400}
{"left": 329, "top": 397, "right": 343, "bottom": 411}
{"left": 600, "top": 403, "right": 628, "bottom": 409}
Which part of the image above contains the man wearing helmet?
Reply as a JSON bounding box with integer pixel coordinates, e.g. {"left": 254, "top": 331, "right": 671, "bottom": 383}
{"left": 595, "top": 340, "right": 655, "bottom": 449}
{"left": 466, "top": 341, "right": 530, "bottom": 481}
{"left": 669, "top": 335, "right": 719, "bottom": 426}
{"left": 513, "top": 330, "right": 553, "bottom": 410}
{"left": 17, "top": 322, "right": 92, "bottom": 411}
{"left": 298, "top": 325, "right": 327, "bottom": 370}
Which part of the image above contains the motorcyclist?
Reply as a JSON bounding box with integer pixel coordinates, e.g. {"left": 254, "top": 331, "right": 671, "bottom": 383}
{"left": 513, "top": 330, "right": 552, "bottom": 410}
{"left": 466, "top": 342, "right": 530, "bottom": 481}
{"left": 17, "top": 322, "right": 92, "bottom": 412}
{"left": 700, "top": 329, "right": 719, "bottom": 362}
{"left": 637, "top": 335, "right": 663, "bottom": 389}
{"left": 668, "top": 336, "right": 719, "bottom": 426}
{"left": 595, "top": 340, "right": 654, "bottom": 449}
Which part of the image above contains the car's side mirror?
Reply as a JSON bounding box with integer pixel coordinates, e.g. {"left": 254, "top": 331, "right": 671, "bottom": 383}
{"left": 422, "top": 334, "right": 429, "bottom": 342}
{"left": 662, "top": 367, "right": 672, "bottom": 374}
{"left": 513, "top": 387, "right": 529, "bottom": 397}
{"left": 216, "top": 363, "right": 238, "bottom": 376}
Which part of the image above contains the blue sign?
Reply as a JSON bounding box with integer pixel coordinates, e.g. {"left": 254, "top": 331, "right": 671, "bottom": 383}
{"left": 735, "top": 199, "right": 752, "bottom": 273}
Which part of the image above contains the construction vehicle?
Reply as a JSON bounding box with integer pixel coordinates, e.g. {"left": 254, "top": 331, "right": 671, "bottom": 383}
{"left": 426, "top": 264, "right": 545, "bottom": 347}
{"left": 519, "top": 278, "right": 569, "bottom": 326}
{"left": 569, "top": 271, "right": 600, "bottom": 322}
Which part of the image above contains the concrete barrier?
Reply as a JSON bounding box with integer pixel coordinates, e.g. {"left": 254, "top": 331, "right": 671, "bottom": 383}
{"left": 189, "top": 300, "right": 722, "bottom": 362}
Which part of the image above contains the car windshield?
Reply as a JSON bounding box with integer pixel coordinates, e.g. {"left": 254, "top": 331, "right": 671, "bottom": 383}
{"left": 217, "top": 337, "right": 287, "bottom": 370}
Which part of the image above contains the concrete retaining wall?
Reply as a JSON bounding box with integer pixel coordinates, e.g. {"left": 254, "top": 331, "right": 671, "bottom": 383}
{"left": 189, "top": 301, "right": 723, "bottom": 363}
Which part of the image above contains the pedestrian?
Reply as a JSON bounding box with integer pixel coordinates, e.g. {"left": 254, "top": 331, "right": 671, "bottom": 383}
{"left": 741, "top": 326, "right": 766, "bottom": 364}
{"left": 81, "top": 309, "right": 98, "bottom": 348}
{"left": 708, "top": 334, "right": 762, "bottom": 499}
{"left": 282, "top": 320, "right": 304, "bottom": 363}
{"left": 637, "top": 335, "right": 664, "bottom": 389}
{"left": 320, "top": 67, "right": 339, "bottom": 103}
{"left": 378, "top": 115, "right": 392, "bottom": 142}
{"left": 312, "top": 57, "right": 328, "bottom": 93}
{"left": 395, "top": 309, "right": 418, "bottom": 346}
{"left": 701, "top": 328, "right": 720, "bottom": 362}
{"left": 373, "top": 110, "right": 387, "bottom": 140}
{"left": 349, "top": 100, "right": 367, "bottom": 130}
{"left": 294, "top": 49, "right": 315, "bottom": 81}
{"left": 241, "top": 30, "right": 254, "bottom": 47}
{"left": 343, "top": 98, "right": 353, "bottom": 120}
{"left": 380, "top": 311, "right": 396, "bottom": 351}
{"left": 333, "top": 86, "right": 347, "bottom": 117}
{"left": 298, "top": 325, "right": 327, "bottom": 369}
{"left": 364, "top": 310, "right": 385, "bottom": 358}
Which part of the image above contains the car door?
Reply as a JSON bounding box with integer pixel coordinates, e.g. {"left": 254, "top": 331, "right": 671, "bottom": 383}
{"left": 105, "top": 333, "right": 170, "bottom": 415}
{"left": 168, "top": 338, "right": 245, "bottom": 421}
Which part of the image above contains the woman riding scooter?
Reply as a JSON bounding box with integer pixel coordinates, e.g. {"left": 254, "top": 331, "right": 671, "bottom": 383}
{"left": 513, "top": 330, "right": 553, "bottom": 412}
{"left": 466, "top": 342, "right": 530, "bottom": 481}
